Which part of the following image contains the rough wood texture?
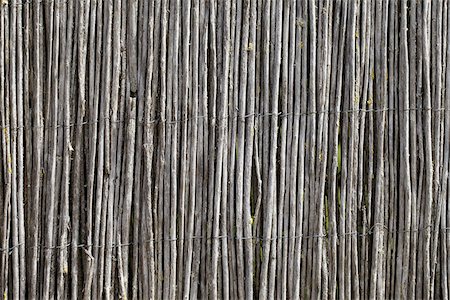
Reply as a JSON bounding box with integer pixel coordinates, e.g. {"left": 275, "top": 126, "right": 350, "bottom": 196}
{"left": 0, "top": 0, "right": 449, "bottom": 299}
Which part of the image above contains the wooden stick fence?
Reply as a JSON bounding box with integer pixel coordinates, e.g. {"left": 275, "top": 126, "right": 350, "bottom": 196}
{"left": 0, "top": 0, "right": 450, "bottom": 299}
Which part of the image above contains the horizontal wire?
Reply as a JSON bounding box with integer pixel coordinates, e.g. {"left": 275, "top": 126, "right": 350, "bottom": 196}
{"left": 0, "top": 106, "right": 445, "bottom": 132}
{"left": 2, "top": 225, "right": 449, "bottom": 254}
{"left": 2, "top": 0, "right": 69, "bottom": 7}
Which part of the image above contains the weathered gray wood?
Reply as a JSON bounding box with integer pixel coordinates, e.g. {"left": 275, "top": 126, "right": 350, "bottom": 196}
{"left": 312, "top": 0, "right": 331, "bottom": 297}
{"left": 277, "top": 1, "right": 290, "bottom": 298}
{"left": 84, "top": 0, "right": 99, "bottom": 296}
{"left": 414, "top": 1, "right": 425, "bottom": 298}
{"left": 0, "top": 0, "right": 449, "bottom": 298}
{"left": 422, "top": 1, "right": 434, "bottom": 298}
{"left": 443, "top": 3, "right": 450, "bottom": 297}
{"left": 285, "top": 0, "right": 297, "bottom": 297}
{"left": 259, "top": 0, "right": 282, "bottom": 297}
{"left": 211, "top": 0, "right": 230, "bottom": 298}
{"left": 398, "top": 1, "right": 412, "bottom": 299}
{"left": 369, "top": 1, "right": 388, "bottom": 299}
{"left": 293, "top": 0, "right": 308, "bottom": 298}
{"left": 42, "top": 0, "right": 59, "bottom": 297}
{"left": 176, "top": 0, "right": 191, "bottom": 294}
{"left": 57, "top": 0, "right": 71, "bottom": 298}
{"left": 181, "top": 0, "right": 199, "bottom": 298}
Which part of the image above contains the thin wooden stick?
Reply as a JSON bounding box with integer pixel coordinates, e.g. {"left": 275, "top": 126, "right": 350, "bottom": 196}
{"left": 259, "top": 0, "right": 282, "bottom": 297}
{"left": 176, "top": 0, "right": 191, "bottom": 295}
{"left": 422, "top": 1, "right": 433, "bottom": 298}
{"left": 42, "top": 0, "right": 59, "bottom": 297}
{"left": 277, "top": 1, "right": 290, "bottom": 298}
{"left": 7, "top": 2, "right": 19, "bottom": 298}
{"left": 26, "top": 0, "right": 43, "bottom": 297}
{"left": 398, "top": 1, "right": 412, "bottom": 298}
{"left": 369, "top": 1, "right": 388, "bottom": 299}
{"left": 210, "top": 0, "right": 230, "bottom": 297}
{"left": 182, "top": 0, "right": 199, "bottom": 297}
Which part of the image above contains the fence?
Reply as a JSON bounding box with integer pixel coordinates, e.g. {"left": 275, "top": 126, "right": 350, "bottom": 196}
{"left": 1, "top": 0, "right": 450, "bottom": 299}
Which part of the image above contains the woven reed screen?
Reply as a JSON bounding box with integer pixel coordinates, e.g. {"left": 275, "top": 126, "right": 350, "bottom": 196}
{"left": 0, "top": 0, "right": 449, "bottom": 299}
